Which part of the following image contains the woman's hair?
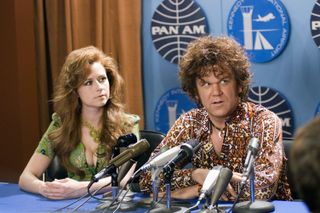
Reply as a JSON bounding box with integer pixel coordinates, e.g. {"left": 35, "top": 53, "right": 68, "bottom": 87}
{"left": 179, "top": 36, "right": 252, "bottom": 104}
{"left": 49, "top": 46, "right": 132, "bottom": 178}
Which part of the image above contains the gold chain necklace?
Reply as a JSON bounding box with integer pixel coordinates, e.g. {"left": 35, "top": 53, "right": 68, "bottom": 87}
{"left": 82, "top": 120, "right": 102, "bottom": 143}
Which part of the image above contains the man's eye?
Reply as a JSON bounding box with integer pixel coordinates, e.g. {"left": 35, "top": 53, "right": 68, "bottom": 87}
{"left": 220, "top": 79, "right": 229, "bottom": 85}
{"left": 201, "top": 81, "right": 210, "bottom": 87}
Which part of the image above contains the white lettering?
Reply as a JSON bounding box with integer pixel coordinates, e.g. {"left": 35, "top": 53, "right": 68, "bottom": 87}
{"left": 281, "top": 117, "right": 291, "bottom": 127}
{"left": 312, "top": 21, "right": 320, "bottom": 30}
{"left": 192, "top": 25, "right": 206, "bottom": 34}
{"left": 182, "top": 26, "right": 192, "bottom": 34}
{"left": 151, "top": 26, "right": 178, "bottom": 35}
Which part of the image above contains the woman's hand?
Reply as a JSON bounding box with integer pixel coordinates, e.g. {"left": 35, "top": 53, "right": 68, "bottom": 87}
{"left": 38, "top": 178, "right": 87, "bottom": 200}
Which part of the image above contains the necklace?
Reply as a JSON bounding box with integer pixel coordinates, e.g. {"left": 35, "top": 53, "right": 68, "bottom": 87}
{"left": 209, "top": 120, "right": 224, "bottom": 138}
{"left": 82, "top": 120, "right": 102, "bottom": 143}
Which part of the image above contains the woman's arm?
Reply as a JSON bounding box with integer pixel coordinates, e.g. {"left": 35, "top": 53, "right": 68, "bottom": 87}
{"left": 18, "top": 152, "right": 114, "bottom": 200}
{"left": 19, "top": 152, "right": 51, "bottom": 195}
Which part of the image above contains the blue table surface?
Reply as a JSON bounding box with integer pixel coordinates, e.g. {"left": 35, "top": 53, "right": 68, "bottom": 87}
{"left": 0, "top": 182, "right": 310, "bottom": 213}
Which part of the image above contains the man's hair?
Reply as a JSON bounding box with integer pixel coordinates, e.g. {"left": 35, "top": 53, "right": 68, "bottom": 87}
{"left": 291, "top": 117, "right": 320, "bottom": 212}
{"left": 179, "top": 36, "right": 251, "bottom": 103}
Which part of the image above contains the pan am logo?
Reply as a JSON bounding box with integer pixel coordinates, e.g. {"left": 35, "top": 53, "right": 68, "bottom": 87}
{"left": 151, "top": 0, "right": 208, "bottom": 64}
{"left": 248, "top": 86, "right": 294, "bottom": 139}
{"left": 310, "top": 0, "right": 320, "bottom": 47}
{"left": 154, "top": 88, "right": 197, "bottom": 134}
{"left": 227, "top": 0, "right": 290, "bottom": 63}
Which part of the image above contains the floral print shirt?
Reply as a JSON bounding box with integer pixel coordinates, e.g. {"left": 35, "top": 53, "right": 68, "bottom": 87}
{"left": 36, "top": 113, "right": 140, "bottom": 181}
{"left": 139, "top": 102, "right": 292, "bottom": 201}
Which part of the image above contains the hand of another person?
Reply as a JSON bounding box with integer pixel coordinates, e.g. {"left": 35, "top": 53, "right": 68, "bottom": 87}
{"left": 38, "top": 178, "right": 87, "bottom": 200}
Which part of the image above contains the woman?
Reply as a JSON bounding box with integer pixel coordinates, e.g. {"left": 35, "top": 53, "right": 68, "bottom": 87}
{"left": 19, "top": 46, "right": 139, "bottom": 199}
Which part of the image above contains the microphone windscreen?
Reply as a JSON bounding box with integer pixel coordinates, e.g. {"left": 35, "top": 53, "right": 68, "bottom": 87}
{"left": 117, "top": 133, "right": 137, "bottom": 147}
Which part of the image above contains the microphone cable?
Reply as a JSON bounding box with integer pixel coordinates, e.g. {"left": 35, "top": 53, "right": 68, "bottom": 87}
{"left": 145, "top": 192, "right": 166, "bottom": 213}
{"left": 227, "top": 183, "right": 245, "bottom": 213}
{"left": 104, "top": 173, "right": 137, "bottom": 213}
{"left": 109, "top": 187, "right": 131, "bottom": 213}
{"left": 71, "top": 183, "right": 108, "bottom": 212}
{"left": 50, "top": 192, "right": 89, "bottom": 213}
{"left": 183, "top": 199, "right": 201, "bottom": 213}
{"left": 87, "top": 177, "right": 114, "bottom": 201}
{"left": 50, "top": 182, "right": 109, "bottom": 212}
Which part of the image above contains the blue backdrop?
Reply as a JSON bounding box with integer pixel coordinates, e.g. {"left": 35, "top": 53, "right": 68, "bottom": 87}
{"left": 142, "top": 0, "right": 320, "bottom": 139}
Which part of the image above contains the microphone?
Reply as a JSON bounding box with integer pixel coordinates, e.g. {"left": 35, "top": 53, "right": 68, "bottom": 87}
{"left": 163, "top": 139, "right": 200, "bottom": 170}
{"left": 117, "top": 133, "right": 137, "bottom": 147}
{"left": 131, "top": 139, "right": 199, "bottom": 179}
{"left": 209, "top": 167, "right": 233, "bottom": 207}
{"left": 233, "top": 137, "right": 275, "bottom": 213}
{"left": 92, "top": 139, "right": 150, "bottom": 182}
{"left": 241, "top": 137, "right": 260, "bottom": 185}
{"left": 199, "top": 167, "right": 233, "bottom": 213}
{"left": 198, "top": 166, "right": 222, "bottom": 200}
{"left": 112, "top": 133, "right": 137, "bottom": 158}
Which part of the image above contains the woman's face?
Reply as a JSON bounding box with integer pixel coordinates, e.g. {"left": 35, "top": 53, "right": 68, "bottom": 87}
{"left": 77, "top": 62, "right": 110, "bottom": 110}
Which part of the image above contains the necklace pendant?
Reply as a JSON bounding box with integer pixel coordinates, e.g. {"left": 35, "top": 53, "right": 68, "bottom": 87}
{"left": 83, "top": 120, "right": 102, "bottom": 143}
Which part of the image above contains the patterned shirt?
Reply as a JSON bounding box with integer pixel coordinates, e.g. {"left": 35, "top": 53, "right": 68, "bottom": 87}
{"left": 36, "top": 113, "right": 140, "bottom": 181}
{"left": 139, "top": 102, "right": 292, "bottom": 201}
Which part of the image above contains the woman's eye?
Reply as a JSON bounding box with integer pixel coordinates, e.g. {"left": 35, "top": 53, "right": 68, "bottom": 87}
{"left": 84, "top": 80, "right": 92, "bottom": 86}
{"left": 98, "top": 76, "right": 107, "bottom": 83}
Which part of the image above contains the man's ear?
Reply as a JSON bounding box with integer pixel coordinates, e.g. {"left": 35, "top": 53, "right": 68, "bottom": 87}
{"left": 194, "top": 94, "right": 203, "bottom": 107}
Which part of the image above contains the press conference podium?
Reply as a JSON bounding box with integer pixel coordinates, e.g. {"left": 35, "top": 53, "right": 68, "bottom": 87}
{"left": 0, "top": 182, "right": 310, "bottom": 213}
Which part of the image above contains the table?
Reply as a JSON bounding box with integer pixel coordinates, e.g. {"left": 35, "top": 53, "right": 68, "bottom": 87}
{"left": 0, "top": 183, "right": 310, "bottom": 213}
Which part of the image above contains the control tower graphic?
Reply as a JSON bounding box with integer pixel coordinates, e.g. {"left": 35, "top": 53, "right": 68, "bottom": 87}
{"left": 241, "top": 6, "right": 273, "bottom": 50}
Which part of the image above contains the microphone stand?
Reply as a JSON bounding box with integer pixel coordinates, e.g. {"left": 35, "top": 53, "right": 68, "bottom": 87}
{"left": 148, "top": 165, "right": 182, "bottom": 213}
{"left": 163, "top": 165, "right": 174, "bottom": 209}
{"left": 111, "top": 167, "right": 119, "bottom": 201}
{"left": 95, "top": 166, "right": 120, "bottom": 211}
{"left": 233, "top": 165, "right": 274, "bottom": 213}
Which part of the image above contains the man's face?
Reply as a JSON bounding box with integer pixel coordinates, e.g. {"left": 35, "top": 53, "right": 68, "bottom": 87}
{"left": 195, "top": 66, "right": 241, "bottom": 123}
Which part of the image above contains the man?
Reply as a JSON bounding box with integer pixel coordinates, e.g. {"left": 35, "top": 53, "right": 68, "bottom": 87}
{"left": 139, "top": 36, "right": 292, "bottom": 201}
{"left": 291, "top": 117, "right": 320, "bottom": 212}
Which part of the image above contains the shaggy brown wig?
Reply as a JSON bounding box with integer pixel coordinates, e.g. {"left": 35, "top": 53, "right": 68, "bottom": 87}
{"left": 49, "top": 46, "right": 132, "bottom": 179}
{"left": 179, "top": 36, "right": 252, "bottom": 105}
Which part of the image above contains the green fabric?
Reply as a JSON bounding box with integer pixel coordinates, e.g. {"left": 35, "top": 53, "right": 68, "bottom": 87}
{"left": 36, "top": 113, "right": 140, "bottom": 181}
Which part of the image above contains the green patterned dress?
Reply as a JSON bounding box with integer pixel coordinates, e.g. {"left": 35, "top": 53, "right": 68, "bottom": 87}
{"left": 36, "top": 113, "right": 140, "bottom": 181}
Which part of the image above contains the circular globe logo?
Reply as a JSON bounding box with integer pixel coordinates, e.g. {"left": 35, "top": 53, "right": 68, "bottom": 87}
{"left": 154, "top": 88, "right": 197, "bottom": 134}
{"left": 227, "top": 0, "right": 290, "bottom": 63}
{"left": 310, "top": 0, "right": 320, "bottom": 47}
{"left": 248, "top": 86, "right": 294, "bottom": 139}
{"left": 151, "top": 0, "right": 208, "bottom": 64}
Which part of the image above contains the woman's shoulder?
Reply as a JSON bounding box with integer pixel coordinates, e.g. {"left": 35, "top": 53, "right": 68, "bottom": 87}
{"left": 50, "top": 112, "right": 62, "bottom": 127}
{"left": 124, "top": 113, "right": 140, "bottom": 125}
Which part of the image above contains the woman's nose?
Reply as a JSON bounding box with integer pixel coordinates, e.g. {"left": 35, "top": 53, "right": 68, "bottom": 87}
{"left": 95, "top": 81, "right": 104, "bottom": 90}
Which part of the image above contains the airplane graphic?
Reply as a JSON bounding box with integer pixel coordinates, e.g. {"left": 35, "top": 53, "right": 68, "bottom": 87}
{"left": 254, "top": 13, "right": 275, "bottom": 22}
